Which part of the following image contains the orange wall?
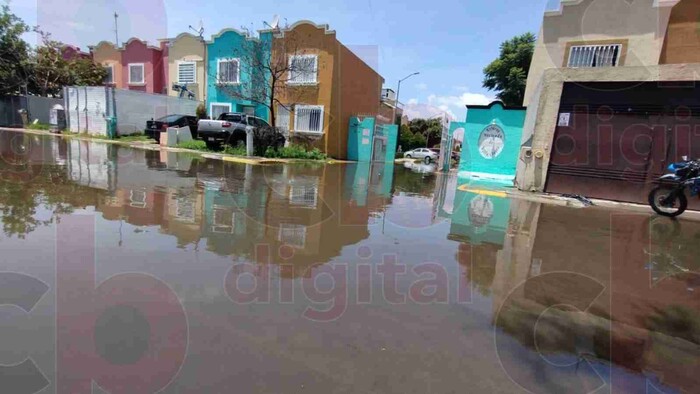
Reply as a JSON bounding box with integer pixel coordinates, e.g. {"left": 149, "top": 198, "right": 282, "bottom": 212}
{"left": 273, "top": 22, "right": 384, "bottom": 159}
{"left": 91, "top": 42, "right": 123, "bottom": 88}
{"left": 660, "top": 0, "right": 700, "bottom": 64}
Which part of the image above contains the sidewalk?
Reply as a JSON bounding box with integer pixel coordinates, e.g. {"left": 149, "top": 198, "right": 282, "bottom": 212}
{"left": 459, "top": 183, "right": 700, "bottom": 221}
{"left": 0, "top": 127, "right": 339, "bottom": 166}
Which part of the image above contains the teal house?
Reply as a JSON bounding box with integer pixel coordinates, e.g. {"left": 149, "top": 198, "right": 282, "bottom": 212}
{"left": 347, "top": 117, "right": 398, "bottom": 163}
{"left": 456, "top": 101, "right": 526, "bottom": 183}
{"left": 206, "top": 29, "right": 271, "bottom": 121}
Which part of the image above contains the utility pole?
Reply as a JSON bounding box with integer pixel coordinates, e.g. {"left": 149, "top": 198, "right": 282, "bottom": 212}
{"left": 394, "top": 72, "right": 419, "bottom": 126}
{"left": 114, "top": 12, "right": 119, "bottom": 46}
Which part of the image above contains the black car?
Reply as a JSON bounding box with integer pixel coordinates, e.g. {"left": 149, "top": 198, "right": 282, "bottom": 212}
{"left": 145, "top": 115, "right": 199, "bottom": 142}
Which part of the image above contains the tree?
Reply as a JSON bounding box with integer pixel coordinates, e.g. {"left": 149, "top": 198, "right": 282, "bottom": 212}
{"left": 0, "top": 5, "right": 32, "bottom": 95}
{"left": 31, "top": 31, "right": 70, "bottom": 96}
{"left": 218, "top": 30, "right": 321, "bottom": 132}
{"left": 408, "top": 118, "right": 442, "bottom": 147}
{"left": 30, "top": 30, "right": 107, "bottom": 96}
{"left": 482, "top": 32, "right": 535, "bottom": 106}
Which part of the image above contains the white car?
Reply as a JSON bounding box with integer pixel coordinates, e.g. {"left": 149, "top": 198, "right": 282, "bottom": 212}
{"left": 404, "top": 148, "right": 438, "bottom": 162}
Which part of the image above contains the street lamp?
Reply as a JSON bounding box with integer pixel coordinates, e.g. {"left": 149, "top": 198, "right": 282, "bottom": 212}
{"left": 393, "top": 72, "right": 420, "bottom": 125}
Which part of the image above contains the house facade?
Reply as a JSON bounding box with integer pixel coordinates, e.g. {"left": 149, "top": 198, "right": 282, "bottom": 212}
{"left": 515, "top": 0, "right": 700, "bottom": 206}
{"left": 269, "top": 21, "right": 384, "bottom": 159}
{"left": 90, "top": 41, "right": 122, "bottom": 86}
{"left": 205, "top": 28, "right": 270, "bottom": 121}
{"left": 120, "top": 38, "right": 166, "bottom": 94}
{"left": 161, "top": 33, "right": 207, "bottom": 101}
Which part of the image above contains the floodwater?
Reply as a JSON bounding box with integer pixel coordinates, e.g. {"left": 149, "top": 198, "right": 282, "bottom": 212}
{"left": 0, "top": 129, "right": 698, "bottom": 394}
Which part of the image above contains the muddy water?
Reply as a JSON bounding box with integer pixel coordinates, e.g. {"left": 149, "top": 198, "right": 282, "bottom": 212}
{"left": 0, "top": 130, "right": 698, "bottom": 393}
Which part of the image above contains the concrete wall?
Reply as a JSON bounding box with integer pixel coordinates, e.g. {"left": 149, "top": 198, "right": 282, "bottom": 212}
{"left": 523, "top": 0, "right": 677, "bottom": 106}
{"left": 659, "top": 0, "right": 700, "bottom": 64}
{"left": 206, "top": 28, "right": 269, "bottom": 121}
{"left": 64, "top": 86, "right": 112, "bottom": 135}
{"left": 460, "top": 102, "right": 526, "bottom": 181}
{"left": 26, "top": 96, "right": 62, "bottom": 124}
{"left": 91, "top": 41, "right": 123, "bottom": 88}
{"left": 515, "top": 63, "right": 700, "bottom": 192}
{"left": 114, "top": 89, "right": 201, "bottom": 135}
{"left": 164, "top": 33, "right": 207, "bottom": 101}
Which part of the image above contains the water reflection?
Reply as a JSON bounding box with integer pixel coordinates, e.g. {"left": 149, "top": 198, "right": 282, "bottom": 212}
{"left": 0, "top": 130, "right": 698, "bottom": 393}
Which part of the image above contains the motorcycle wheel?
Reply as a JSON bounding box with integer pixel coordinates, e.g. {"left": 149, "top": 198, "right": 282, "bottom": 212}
{"left": 648, "top": 186, "right": 688, "bottom": 217}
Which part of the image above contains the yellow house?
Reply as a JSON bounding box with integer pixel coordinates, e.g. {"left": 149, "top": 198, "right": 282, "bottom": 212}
{"left": 89, "top": 41, "right": 122, "bottom": 87}
{"left": 160, "top": 33, "right": 207, "bottom": 102}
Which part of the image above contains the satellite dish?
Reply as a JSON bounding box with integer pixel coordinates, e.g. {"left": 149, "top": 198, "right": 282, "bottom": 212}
{"left": 270, "top": 15, "right": 279, "bottom": 29}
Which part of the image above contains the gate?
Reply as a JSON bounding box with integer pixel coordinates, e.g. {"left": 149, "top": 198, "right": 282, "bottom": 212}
{"left": 546, "top": 82, "right": 700, "bottom": 208}
{"left": 372, "top": 124, "right": 387, "bottom": 162}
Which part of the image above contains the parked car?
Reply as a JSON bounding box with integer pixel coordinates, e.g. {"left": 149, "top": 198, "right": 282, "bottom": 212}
{"left": 197, "top": 113, "right": 271, "bottom": 150}
{"left": 404, "top": 148, "right": 438, "bottom": 162}
{"left": 145, "top": 115, "right": 198, "bottom": 142}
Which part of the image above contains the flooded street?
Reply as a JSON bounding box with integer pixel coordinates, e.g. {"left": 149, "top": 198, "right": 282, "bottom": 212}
{"left": 0, "top": 129, "right": 698, "bottom": 393}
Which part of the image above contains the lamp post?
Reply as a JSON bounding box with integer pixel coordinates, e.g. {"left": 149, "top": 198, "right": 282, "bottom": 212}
{"left": 393, "top": 72, "right": 419, "bottom": 125}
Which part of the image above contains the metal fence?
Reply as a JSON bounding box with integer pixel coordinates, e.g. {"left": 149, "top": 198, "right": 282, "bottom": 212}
{"left": 0, "top": 95, "right": 62, "bottom": 127}
{"left": 64, "top": 86, "right": 202, "bottom": 136}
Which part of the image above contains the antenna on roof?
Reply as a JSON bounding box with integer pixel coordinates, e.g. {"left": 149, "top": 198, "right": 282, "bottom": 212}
{"left": 263, "top": 15, "right": 281, "bottom": 31}
{"left": 189, "top": 19, "right": 204, "bottom": 40}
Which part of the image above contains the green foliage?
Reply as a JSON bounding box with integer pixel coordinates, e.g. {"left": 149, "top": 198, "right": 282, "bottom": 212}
{"left": 68, "top": 57, "right": 108, "bottom": 86}
{"left": 264, "top": 145, "right": 327, "bottom": 160}
{"left": 0, "top": 5, "right": 32, "bottom": 96}
{"left": 482, "top": 32, "right": 536, "bottom": 106}
{"left": 116, "top": 133, "right": 152, "bottom": 142}
{"left": 177, "top": 140, "right": 209, "bottom": 151}
{"left": 223, "top": 144, "right": 247, "bottom": 156}
{"left": 27, "top": 122, "right": 50, "bottom": 130}
{"left": 196, "top": 103, "right": 207, "bottom": 119}
{"left": 398, "top": 122, "right": 430, "bottom": 152}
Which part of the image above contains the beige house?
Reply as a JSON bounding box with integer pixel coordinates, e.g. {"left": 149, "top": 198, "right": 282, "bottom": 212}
{"left": 516, "top": 0, "right": 700, "bottom": 205}
{"left": 160, "top": 33, "right": 207, "bottom": 101}
{"left": 523, "top": 0, "right": 681, "bottom": 106}
{"left": 89, "top": 41, "right": 123, "bottom": 87}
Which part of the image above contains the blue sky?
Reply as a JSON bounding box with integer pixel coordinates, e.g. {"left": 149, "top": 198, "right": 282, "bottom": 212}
{"left": 11, "top": 0, "right": 558, "bottom": 119}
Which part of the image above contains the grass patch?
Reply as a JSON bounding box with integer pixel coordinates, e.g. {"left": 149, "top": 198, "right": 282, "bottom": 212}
{"left": 117, "top": 133, "right": 153, "bottom": 142}
{"left": 177, "top": 140, "right": 210, "bottom": 151}
{"left": 264, "top": 145, "right": 327, "bottom": 160}
{"left": 223, "top": 144, "right": 247, "bottom": 156}
{"left": 27, "top": 122, "right": 50, "bottom": 130}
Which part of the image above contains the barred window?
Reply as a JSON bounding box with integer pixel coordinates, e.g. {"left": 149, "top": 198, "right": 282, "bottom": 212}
{"left": 178, "top": 61, "right": 196, "bottom": 83}
{"left": 294, "top": 105, "right": 324, "bottom": 133}
{"left": 567, "top": 44, "right": 622, "bottom": 68}
{"left": 128, "top": 63, "right": 144, "bottom": 84}
{"left": 217, "top": 58, "right": 240, "bottom": 84}
{"left": 288, "top": 55, "right": 318, "bottom": 84}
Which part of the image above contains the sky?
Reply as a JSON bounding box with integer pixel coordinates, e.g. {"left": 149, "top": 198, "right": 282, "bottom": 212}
{"left": 9, "top": 0, "right": 559, "bottom": 120}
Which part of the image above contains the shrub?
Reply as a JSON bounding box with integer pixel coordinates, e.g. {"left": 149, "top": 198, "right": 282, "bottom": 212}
{"left": 264, "top": 145, "right": 327, "bottom": 160}
{"left": 196, "top": 103, "right": 207, "bottom": 120}
{"left": 252, "top": 126, "right": 286, "bottom": 156}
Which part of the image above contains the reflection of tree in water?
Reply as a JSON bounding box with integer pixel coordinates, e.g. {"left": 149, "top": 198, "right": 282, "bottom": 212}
{"left": 392, "top": 166, "right": 436, "bottom": 196}
{"left": 456, "top": 242, "right": 497, "bottom": 296}
{"left": 646, "top": 305, "right": 700, "bottom": 345}
{"left": 0, "top": 165, "right": 104, "bottom": 238}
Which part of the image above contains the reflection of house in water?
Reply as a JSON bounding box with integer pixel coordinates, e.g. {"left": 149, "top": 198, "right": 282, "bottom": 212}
{"left": 490, "top": 200, "right": 700, "bottom": 392}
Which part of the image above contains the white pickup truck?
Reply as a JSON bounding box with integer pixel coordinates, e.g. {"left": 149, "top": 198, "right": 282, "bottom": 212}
{"left": 197, "top": 112, "right": 270, "bottom": 150}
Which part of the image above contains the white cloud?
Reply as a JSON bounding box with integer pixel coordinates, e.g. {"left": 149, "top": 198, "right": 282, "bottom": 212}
{"left": 426, "top": 92, "right": 493, "bottom": 120}
{"left": 402, "top": 103, "right": 454, "bottom": 121}
{"left": 407, "top": 98, "right": 419, "bottom": 105}
{"left": 415, "top": 82, "right": 428, "bottom": 91}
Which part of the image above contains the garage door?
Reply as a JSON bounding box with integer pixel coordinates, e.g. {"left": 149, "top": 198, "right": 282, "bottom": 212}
{"left": 546, "top": 82, "right": 700, "bottom": 207}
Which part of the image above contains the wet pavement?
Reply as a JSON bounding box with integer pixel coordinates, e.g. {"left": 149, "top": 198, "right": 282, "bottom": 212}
{"left": 0, "top": 129, "right": 698, "bottom": 394}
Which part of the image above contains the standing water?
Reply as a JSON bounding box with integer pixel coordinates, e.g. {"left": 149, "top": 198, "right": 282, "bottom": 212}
{"left": 0, "top": 130, "right": 697, "bottom": 393}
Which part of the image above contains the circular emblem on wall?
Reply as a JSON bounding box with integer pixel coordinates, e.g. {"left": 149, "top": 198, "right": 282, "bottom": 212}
{"left": 469, "top": 195, "right": 494, "bottom": 228}
{"left": 478, "top": 124, "right": 505, "bottom": 159}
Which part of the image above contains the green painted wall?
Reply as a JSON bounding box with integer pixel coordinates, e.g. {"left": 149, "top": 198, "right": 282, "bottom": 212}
{"left": 458, "top": 101, "right": 526, "bottom": 182}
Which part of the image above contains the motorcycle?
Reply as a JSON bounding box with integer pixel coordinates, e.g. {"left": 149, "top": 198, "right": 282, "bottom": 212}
{"left": 648, "top": 156, "right": 700, "bottom": 217}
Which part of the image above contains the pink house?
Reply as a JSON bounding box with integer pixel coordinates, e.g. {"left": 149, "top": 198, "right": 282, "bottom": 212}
{"left": 120, "top": 38, "right": 166, "bottom": 94}
{"left": 61, "top": 45, "right": 91, "bottom": 61}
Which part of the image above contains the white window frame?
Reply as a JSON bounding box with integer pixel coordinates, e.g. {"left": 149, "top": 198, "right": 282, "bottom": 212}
{"left": 288, "top": 54, "right": 318, "bottom": 85}
{"left": 129, "top": 189, "right": 147, "bottom": 208}
{"left": 566, "top": 44, "right": 623, "bottom": 68}
{"left": 177, "top": 61, "right": 197, "bottom": 84}
{"left": 289, "top": 184, "right": 318, "bottom": 208}
{"left": 216, "top": 58, "right": 240, "bottom": 85}
{"left": 103, "top": 64, "right": 114, "bottom": 84}
{"left": 294, "top": 104, "right": 324, "bottom": 134}
{"left": 276, "top": 104, "right": 291, "bottom": 133}
{"left": 210, "top": 103, "right": 232, "bottom": 120}
{"left": 278, "top": 223, "right": 307, "bottom": 248}
{"left": 128, "top": 63, "right": 145, "bottom": 85}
